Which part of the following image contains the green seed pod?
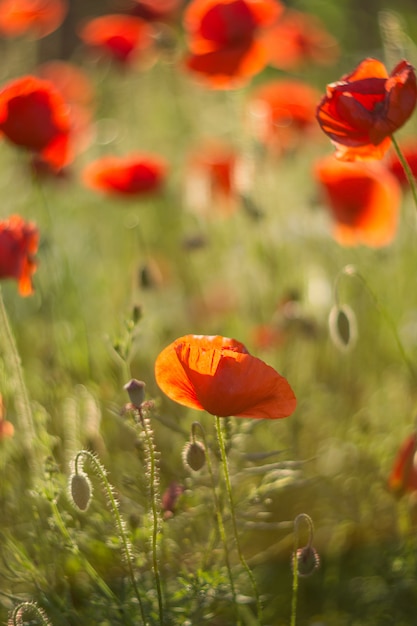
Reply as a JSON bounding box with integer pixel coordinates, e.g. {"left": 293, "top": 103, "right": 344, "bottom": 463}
{"left": 329, "top": 304, "right": 357, "bottom": 351}
{"left": 70, "top": 472, "right": 92, "bottom": 512}
{"left": 182, "top": 441, "right": 206, "bottom": 472}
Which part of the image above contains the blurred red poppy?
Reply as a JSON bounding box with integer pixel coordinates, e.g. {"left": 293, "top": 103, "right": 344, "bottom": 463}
{"left": 185, "top": 140, "right": 243, "bottom": 216}
{"left": 248, "top": 80, "right": 320, "bottom": 155}
{"left": 78, "top": 14, "right": 154, "bottom": 66}
{"left": 82, "top": 153, "right": 167, "bottom": 197}
{"left": 388, "top": 433, "right": 417, "bottom": 495}
{"left": 386, "top": 138, "right": 417, "bottom": 186}
{"left": 262, "top": 9, "right": 339, "bottom": 70}
{"left": 316, "top": 58, "right": 417, "bottom": 161}
{"left": 0, "top": 395, "right": 14, "bottom": 440}
{"left": 0, "top": 215, "right": 39, "bottom": 296}
{"left": 314, "top": 155, "right": 401, "bottom": 247}
{"left": 0, "top": 75, "right": 72, "bottom": 169}
{"left": 154, "top": 334, "right": 296, "bottom": 418}
{"left": 0, "top": 0, "right": 67, "bottom": 38}
{"left": 130, "top": 0, "right": 182, "bottom": 22}
{"left": 183, "top": 0, "right": 283, "bottom": 89}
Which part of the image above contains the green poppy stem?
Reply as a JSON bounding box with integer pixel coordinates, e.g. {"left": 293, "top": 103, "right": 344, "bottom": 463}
{"left": 290, "top": 514, "right": 314, "bottom": 626}
{"left": 391, "top": 134, "right": 417, "bottom": 212}
{"left": 215, "top": 416, "right": 262, "bottom": 623}
{"left": 192, "top": 421, "right": 241, "bottom": 625}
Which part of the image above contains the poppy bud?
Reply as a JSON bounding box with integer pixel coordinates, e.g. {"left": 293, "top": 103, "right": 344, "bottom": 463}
{"left": 69, "top": 472, "right": 92, "bottom": 511}
{"left": 293, "top": 545, "right": 320, "bottom": 577}
{"left": 329, "top": 304, "right": 357, "bottom": 351}
{"left": 124, "top": 379, "right": 146, "bottom": 408}
{"left": 182, "top": 440, "right": 206, "bottom": 471}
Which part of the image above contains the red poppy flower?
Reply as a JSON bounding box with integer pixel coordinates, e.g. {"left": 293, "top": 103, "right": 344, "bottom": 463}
{"left": 183, "top": 0, "right": 283, "bottom": 89}
{"left": 0, "top": 75, "right": 72, "bottom": 169}
{"left": 314, "top": 155, "right": 401, "bottom": 247}
{"left": 82, "top": 153, "right": 167, "bottom": 197}
{"left": 185, "top": 140, "right": 244, "bottom": 216}
{"left": 248, "top": 80, "right": 320, "bottom": 155}
{"left": 78, "top": 14, "right": 154, "bottom": 66}
{"left": 0, "top": 0, "right": 67, "bottom": 38}
{"left": 0, "top": 395, "right": 14, "bottom": 440}
{"left": 0, "top": 214, "right": 39, "bottom": 296}
{"left": 316, "top": 58, "right": 417, "bottom": 161}
{"left": 154, "top": 334, "right": 296, "bottom": 418}
{"left": 262, "top": 9, "right": 339, "bottom": 71}
{"left": 388, "top": 433, "right": 417, "bottom": 495}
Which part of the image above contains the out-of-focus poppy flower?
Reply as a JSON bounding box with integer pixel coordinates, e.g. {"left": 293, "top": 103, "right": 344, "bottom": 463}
{"left": 0, "top": 394, "right": 14, "bottom": 440}
{"left": 0, "top": 75, "right": 72, "bottom": 170}
{"left": 78, "top": 14, "right": 154, "bottom": 67}
{"left": 388, "top": 432, "right": 417, "bottom": 495}
{"left": 185, "top": 140, "right": 247, "bottom": 216}
{"left": 37, "top": 60, "right": 95, "bottom": 157}
{"left": 155, "top": 334, "right": 296, "bottom": 418}
{"left": 0, "top": 214, "right": 39, "bottom": 296}
{"left": 183, "top": 0, "right": 283, "bottom": 89}
{"left": 82, "top": 153, "right": 167, "bottom": 197}
{"left": 316, "top": 58, "right": 417, "bottom": 161}
{"left": 130, "top": 0, "right": 182, "bottom": 22}
{"left": 0, "top": 0, "right": 67, "bottom": 39}
{"left": 314, "top": 155, "right": 401, "bottom": 247}
{"left": 248, "top": 80, "right": 320, "bottom": 155}
{"left": 262, "top": 9, "right": 339, "bottom": 71}
{"left": 161, "top": 481, "right": 185, "bottom": 519}
{"left": 386, "top": 138, "right": 417, "bottom": 186}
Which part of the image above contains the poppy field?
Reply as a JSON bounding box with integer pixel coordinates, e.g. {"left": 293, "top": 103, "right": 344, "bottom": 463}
{"left": 3, "top": 0, "right": 417, "bottom": 624}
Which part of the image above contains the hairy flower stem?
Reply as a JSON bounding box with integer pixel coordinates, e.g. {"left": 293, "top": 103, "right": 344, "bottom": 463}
{"left": 0, "top": 287, "right": 40, "bottom": 474}
{"left": 290, "top": 514, "right": 314, "bottom": 626}
{"left": 391, "top": 135, "right": 417, "bottom": 212}
{"left": 192, "top": 421, "right": 241, "bottom": 626}
{"left": 334, "top": 265, "right": 417, "bottom": 385}
{"left": 215, "top": 416, "right": 262, "bottom": 623}
{"left": 73, "top": 450, "right": 147, "bottom": 625}
{"left": 136, "top": 407, "right": 165, "bottom": 626}
{"left": 8, "top": 601, "right": 51, "bottom": 626}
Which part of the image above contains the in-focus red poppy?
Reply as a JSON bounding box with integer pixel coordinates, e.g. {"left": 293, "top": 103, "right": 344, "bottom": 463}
{"left": 247, "top": 79, "right": 320, "bottom": 155}
{"left": 262, "top": 9, "right": 339, "bottom": 71}
{"left": 185, "top": 140, "right": 245, "bottom": 216}
{"left": 0, "top": 75, "right": 72, "bottom": 170}
{"left": 183, "top": 0, "right": 283, "bottom": 89}
{"left": 0, "top": 214, "right": 39, "bottom": 296}
{"left": 78, "top": 14, "right": 154, "bottom": 66}
{"left": 0, "top": 0, "right": 67, "bottom": 38}
{"left": 82, "top": 153, "right": 167, "bottom": 197}
{"left": 314, "top": 155, "right": 401, "bottom": 247}
{"left": 386, "top": 138, "right": 417, "bottom": 187}
{"left": 130, "top": 0, "right": 182, "bottom": 22}
{"left": 316, "top": 58, "right": 417, "bottom": 161}
{"left": 388, "top": 433, "right": 417, "bottom": 496}
{"left": 155, "top": 334, "right": 296, "bottom": 418}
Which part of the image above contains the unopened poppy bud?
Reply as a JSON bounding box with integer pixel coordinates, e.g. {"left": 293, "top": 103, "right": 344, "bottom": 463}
{"left": 293, "top": 545, "right": 320, "bottom": 577}
{"left": 329, "top": 304, "right": 357, "bottom": 351}
{"left": 124, "top": 379, "right": 146, "bottom": 408}
{"left": 182, "top": 440, "right": 206, "bottom": 471}
{"left": 70, "top": 472, "right": 92, "bottom": 511}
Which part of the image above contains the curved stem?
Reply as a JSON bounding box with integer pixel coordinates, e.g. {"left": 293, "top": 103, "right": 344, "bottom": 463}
{"left": 192, "top": 421, "right": 241, "bottom": 625}
{"left": 215, "top": 416, "right": 262, "bottom": 623}
{"left": 391, "top": 134, "right": 417, "bottom": 212}
{"left": 74, "top": 451, "right": 147, "bottom": 625}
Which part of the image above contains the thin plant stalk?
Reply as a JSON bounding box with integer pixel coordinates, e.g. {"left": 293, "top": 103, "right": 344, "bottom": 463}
{"left": 192, "top": 421, "right": 241, "bottom": 626}
{"left": 214, "top": 416, "right": 262, "bottom": 623}
{"left": 136, "top": 406, "right": 165, "bottom": 626}
{"left": 0, "top": 286, "right": 40, "bottom": 474}
{"left": 73, "top": 450, "right": 147, "bottom": 625}
{"left": 391, "top": 135, "right": 417, "bottom": 212}
{"left": 334, "top": 265, "right": 417, "bottom": 385}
